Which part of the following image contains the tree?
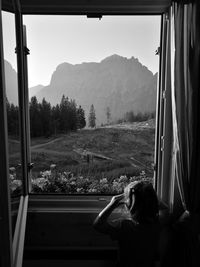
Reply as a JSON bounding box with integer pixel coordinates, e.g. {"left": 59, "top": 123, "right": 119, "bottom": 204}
{"left": 59, "top": 95, "right": 78, "bottom": 133}
{"left": 6, "top": 100, "right": 19, "bottom": 137}
{"left": 39, "top": 98, "right": 52, "bottom": 137}
{"left": 88, "top": 104, "right": 96, "bottom": 128}
{"left": 29, "top": 96, "right": 42, "bottom": 137}
{"left": 51, "top": 104, "right": 60, "bottom": 135}
{"left": 106, "top": 106, "right": 111, "bottom": 125}
{"left": 28, "top": 94, "right": 87, "bottom": 137}
{"left": 77, "top": 105, "right": 86, "bottom": 129}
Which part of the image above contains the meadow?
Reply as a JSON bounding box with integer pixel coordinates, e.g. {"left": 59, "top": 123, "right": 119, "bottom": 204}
{"left": 8, "top": 120, "right": 155, "bottom": 194}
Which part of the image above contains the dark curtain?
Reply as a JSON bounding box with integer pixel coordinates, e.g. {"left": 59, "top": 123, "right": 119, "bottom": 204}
{"left": 172, "top": 0, "right": 200, "bottom": 214}
{"left": 170, "top": 0, "right": 200, "bottom": 266}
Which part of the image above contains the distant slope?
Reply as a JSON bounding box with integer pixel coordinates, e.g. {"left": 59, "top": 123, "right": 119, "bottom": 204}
{"left": 4, "top": 60, "right": 45, "bottom": 104}
{"left": 36, "top": 54, "right": 157, "bottom": 124}
{"left": 4, "top": 55, "right": 158, "bottom": 124}
{"left": 29, "top": 84, "right": 45, "bottom": 98}
{"left": 4, "top": 60, "right": 18, "bottom": 105}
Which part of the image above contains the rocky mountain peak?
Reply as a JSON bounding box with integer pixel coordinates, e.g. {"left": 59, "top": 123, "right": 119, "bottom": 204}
{"left": 101, "top": 54, "right": 126, "bottom": 63}
{"left": 5, "top": 55, "right": 158, "bottom": 125}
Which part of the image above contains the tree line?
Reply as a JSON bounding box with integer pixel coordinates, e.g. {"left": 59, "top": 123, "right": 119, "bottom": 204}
{"left": 7, "top": 95, "right": 86, "bottom": 138}
{"left": 124, "top": 110, "right": 156, "bottom": 123}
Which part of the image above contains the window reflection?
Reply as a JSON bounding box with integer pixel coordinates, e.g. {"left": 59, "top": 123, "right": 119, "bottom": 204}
{"left": 2, "top": 11, "right": 22, "bottom": 196}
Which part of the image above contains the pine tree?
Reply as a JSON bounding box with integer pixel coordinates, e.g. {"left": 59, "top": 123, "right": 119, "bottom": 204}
{"left": 69, "top": 99, "right": 78, "bottom": 131}
{"left": 52, "top": 104, "right": 60, "bottom": 135}
{"left": 40, "top": 98, "right": 52, "bottom": 137}
{"left": 77, "top": 105, "right": 86, "bottom": 129}
{"left": 59, "top": 95, "right": 70, "bottom": 133}
{"left": 6, "top": 100, "right": 19, "bottom": 137}
{"left": 59, "top": 95, "right": 78, "bottom": 132}
{"left": 30, "top": 96, "right": 41, "bottom": 137}
{"left": 106, "top": 106, "right": 111, "bottom": 125}
{"left": 88, "top": 104, "right": 96, "bottom": 128}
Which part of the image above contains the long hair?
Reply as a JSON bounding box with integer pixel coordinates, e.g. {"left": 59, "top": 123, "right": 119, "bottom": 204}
{"left": 124, "top": 181, "right": 159, "bottom": 223}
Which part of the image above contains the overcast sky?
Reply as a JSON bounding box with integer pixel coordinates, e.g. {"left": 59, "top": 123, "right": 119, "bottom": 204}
{"left": 2, "top": 13, "right": 161, "bottom": 88}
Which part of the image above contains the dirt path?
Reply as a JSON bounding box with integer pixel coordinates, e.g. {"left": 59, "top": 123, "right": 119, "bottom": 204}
{"left": 130, "top": 157, "right": 152, "bottom": 171}
{"left": 31, "top": 137, "right": 64, "bottom": 149}
{"left": 30, "top": 148, "right": 70, "bottom": 156}
{"left": 10, "top": 137, "right": 64, "bottom": 158}
{"left": 73, "top": 148, "right": 113, "bottom": 161}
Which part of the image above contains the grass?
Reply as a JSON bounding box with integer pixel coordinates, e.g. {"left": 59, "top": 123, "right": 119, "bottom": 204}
{"left": 30, "top": 122, "right": 155, "bottom": 180}
{"left": 9, "top": 121, "right": 156, "bottom": 194}
{"left": 8, "top": 121, "right": 155, "bottom": 182}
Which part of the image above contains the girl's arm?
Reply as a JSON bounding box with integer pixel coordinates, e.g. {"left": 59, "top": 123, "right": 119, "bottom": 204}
{"left": 93, "top": 194, "right": 125, "bottom": 233}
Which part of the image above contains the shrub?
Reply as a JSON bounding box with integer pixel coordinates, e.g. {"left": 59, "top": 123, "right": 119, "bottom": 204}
{"left": 9, "top": 164, "right": 153, "bottom": 195}
{"left": 30, "top": 165, "right": 153, "bottom": 194}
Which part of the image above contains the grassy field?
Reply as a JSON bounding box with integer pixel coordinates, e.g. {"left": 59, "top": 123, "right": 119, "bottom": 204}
{"left": 8, "top": 121, "right": 155, "bottom": 183}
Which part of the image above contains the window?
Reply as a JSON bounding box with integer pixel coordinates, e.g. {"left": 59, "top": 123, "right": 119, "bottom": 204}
{"left": 2, "top": 11, "right": 23, "bottom": 197}
{"left": 4, "top": 14, "right": 161, "bottom": 195}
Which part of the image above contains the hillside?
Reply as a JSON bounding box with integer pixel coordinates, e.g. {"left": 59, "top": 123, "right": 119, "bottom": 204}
{"left": 4, "top": 55, "right": 158, "bottom": 124}
{"left": 4, "top": 60, "right": 44, "bottom": 104}
{"left": 29, "top": 84, "right": 45, "bottom": 98}
{"left": 36, "top": 55, "right": 157, "bottom": 124}
{"left": 4, "top": 60, "right": 18, "bottom": 105}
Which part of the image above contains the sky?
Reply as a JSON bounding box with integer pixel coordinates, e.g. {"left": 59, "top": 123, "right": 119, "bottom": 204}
{"left": 2, "top": 13, "right": 161, "bottom": 88}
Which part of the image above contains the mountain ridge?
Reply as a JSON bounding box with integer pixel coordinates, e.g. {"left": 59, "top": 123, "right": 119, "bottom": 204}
{"left": 36, "top": 54, "right": 157, "bottom": 124}
{"left": 5, "top": 55, "right": 157, "bottom": 125}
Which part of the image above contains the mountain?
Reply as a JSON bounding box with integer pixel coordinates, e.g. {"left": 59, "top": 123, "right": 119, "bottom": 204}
{"left": 4, "top": 60, "right": 45, "bottom": 104}
{"left": 36, "top": 54, "right": 157, "bottom": 124}
{"left": 29, "top": 84, "right": 45, "bottom": 98}
{"left": 4, "top": 60, "right": 18, "bottom": 105}
{"left": 4, "top": 55, "right": 158, "bottom": 125}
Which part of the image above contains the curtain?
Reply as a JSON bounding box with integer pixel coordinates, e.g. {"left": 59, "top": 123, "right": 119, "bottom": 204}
{"left": 170, "top": 0, "right": 200, "bottom": 266}
{"left": 171, "top": 0, "right": 200, "bottom": 220}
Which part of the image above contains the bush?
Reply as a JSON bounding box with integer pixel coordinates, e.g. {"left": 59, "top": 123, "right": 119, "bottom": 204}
{"left": 9, "top": 164, "right": 153, "bottom": 195}
{"left": 30, "top": 165, "right": 153, "bottom": 194}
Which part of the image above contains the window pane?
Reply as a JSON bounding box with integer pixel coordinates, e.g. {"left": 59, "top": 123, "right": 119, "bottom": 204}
{"left": 2, "top": 11, "right": 23, "bottom": 197}
{"left": 24, "top": 15, "right": 160, "bottom": 194}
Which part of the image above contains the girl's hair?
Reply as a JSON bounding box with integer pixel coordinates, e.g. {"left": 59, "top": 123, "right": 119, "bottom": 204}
{"left": 124, "top": 181, "right": 159, "bottom": 223}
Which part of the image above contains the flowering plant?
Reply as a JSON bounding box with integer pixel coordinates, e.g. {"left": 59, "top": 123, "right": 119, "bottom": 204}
{"left": 30, "top": 165, "right": 153, "bottom": 194}
{"left": 9, "top": 167, "right": 22, "bottom": 195}
{"left": 9, "top": 164, "right": 153, "bottom": 195}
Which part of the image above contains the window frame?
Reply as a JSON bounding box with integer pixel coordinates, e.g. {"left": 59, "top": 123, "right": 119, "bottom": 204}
{"left": 25, "top": 14, "right": 162, "bottom": 199}
{"left": 4, "top": 5, "right": 172, "bottom": 209}
{"left": 0, "top": 5, "right": 13, "bottom": 267}
{"left": 0, "top": 2, "right": 175, "bottom": 266}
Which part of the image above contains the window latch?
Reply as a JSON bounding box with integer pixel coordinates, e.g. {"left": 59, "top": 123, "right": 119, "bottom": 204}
{"left": 151, "top": 163, "right": 157, "bottom": 171}
{"left": 24, "top": 46, "right": 30, "bottom": 55}
{"left": 27, "top": 162, "right": 34, "bottom": 172}
{"left": 155, "top": 47, "right": 160, "bottom": 55}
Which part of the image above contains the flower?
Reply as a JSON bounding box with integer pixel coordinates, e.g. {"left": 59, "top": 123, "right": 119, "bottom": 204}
{"left": 119, "top": 175, "right": 128, "bottom": 183}
{"left": 76, "top": 188, "right": 84, "bottom": 193}
{"left": 100, "top": 178, "right": 108, "bottom": 184}
{"left": 9, "top": 167, "right": 16, "bottom": 173}
{"left": 31, "top": 177, "right": 48, "bottom": 190}
{"left": 88, "top": 188, "right": 98, "bottom": 193}
{"left": 50, "top": 164, "right": 56, "bottom": 170}
{"left": 30, "top": 165, "right": 153, "bottom": 194}
{"left": 11, "top": 179, "right": 22, "bottom": 191}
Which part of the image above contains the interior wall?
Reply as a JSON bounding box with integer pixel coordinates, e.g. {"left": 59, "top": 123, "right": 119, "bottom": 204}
{"left": 25, "top": 210, "right": 117, "bottom": 251}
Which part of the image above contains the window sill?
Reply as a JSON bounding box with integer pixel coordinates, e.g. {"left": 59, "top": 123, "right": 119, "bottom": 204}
{"left": 28, "top": 194, "right": 113, "bottom": 213}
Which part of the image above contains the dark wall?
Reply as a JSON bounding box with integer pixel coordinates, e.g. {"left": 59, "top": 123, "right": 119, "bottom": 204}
{"left": 25, "top": 211, "right": 116, "bottom": 248}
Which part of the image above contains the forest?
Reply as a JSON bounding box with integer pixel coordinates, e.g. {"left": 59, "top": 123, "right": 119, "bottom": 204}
{"left": 6, "top": 95, "right": 86, "bottom": 137}
{"left": 7, "top": 95, "right": 155, "bottom": 195}
{"left": 7, "top": 94, "right": 156, "bottom": 139}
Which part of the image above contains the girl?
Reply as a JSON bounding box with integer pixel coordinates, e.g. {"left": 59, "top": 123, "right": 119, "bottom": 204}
{"left": 93, "top": 181, "right": 160, "bottom": 267}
